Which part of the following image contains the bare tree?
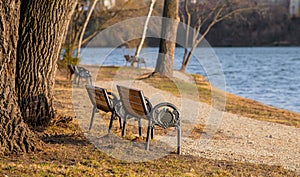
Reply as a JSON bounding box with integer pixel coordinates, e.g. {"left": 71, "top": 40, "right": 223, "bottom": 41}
{"left": 63, "top": 0, "right": 140, "bottom": 63}
{"left": 179, "top": 0, "right": 257, "bottom": 72}
{"left": 135, "top": 0, "right": 157, "bottom": 58}
{"left": 64, "top": 0, "right": 90, "bottom": 65}
{"left": 77, "top": 0, "right": 99, "bottom": 58}
{"left": 154, "top": 0, "right": 179, "bottom": 77}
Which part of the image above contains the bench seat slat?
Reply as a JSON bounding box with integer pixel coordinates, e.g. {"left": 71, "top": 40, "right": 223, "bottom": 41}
{"left": 122, "top": 100, "right": 147, "bottom": 118}
{"left": 121, "top": 95, "right": 144, "bottom": 105}
{"left": 118, "top": 87, "right": 141, "bottom": 97}
{"left": 95, "top": 100, "right": 110, "bottom": 112}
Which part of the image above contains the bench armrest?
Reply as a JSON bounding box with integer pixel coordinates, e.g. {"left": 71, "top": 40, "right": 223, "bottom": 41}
{"left": 144, "top": 97, "right": 153, "bottom": 113}
{"left": 150, "top": 102, "right": 180, "bottom": 128}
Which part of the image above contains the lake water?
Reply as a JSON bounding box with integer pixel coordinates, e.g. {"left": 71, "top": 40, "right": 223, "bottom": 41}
{"left": 81, "top": 47, "right": 300, "bottom": 113}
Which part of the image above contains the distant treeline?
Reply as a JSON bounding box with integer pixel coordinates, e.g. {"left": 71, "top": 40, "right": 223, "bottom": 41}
{"left": 84, "top": 2, "right": 300, "bottom": 47}
{"left": 205, "top": 12, "right": 300, "bottom": 46}
{"left": 145, "top": 4, "right": 300, "bottom": 47}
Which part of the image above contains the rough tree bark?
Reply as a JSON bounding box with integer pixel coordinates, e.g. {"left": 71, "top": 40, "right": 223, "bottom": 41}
{"left": 16, "top": 0, "right": 76, "bottom": 127}
{"left": 154, "top": 0, "right": 179, "bottom": 77}
{"left": 0, "top": 0, "right": 40, "bottom": 155}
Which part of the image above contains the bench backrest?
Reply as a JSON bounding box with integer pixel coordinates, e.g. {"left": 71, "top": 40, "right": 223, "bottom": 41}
{"left": 124, "top": 55, "right": 131, "bottom": 62}
{"left": 68, "top": 64, "right": 75, "bottom": 74}
{"left": 86, "top": 85, "right": 112, "bottom": 112}
{"left": 74, "top": 65, "right": 80, "bottom": 74}
{"left": 117, "top": 85, "right": 149, "bottom": 119}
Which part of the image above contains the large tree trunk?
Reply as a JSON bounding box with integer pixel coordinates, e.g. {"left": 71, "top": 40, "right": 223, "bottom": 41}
{"left": 154, "top": 0, "right": 179, "bottom": 77}
{"left": 0, "top": 0, "right": 40, "bottom": 155}
{"left": 16, "top": 0, "right": 76, "bottom": 127}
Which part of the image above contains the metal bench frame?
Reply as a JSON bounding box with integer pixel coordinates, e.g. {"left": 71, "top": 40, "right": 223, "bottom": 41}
{"left": 85, "top": 85, "right": 122, "bottom": 132}
{"left": 67, "top": 64, "right": 75, "bottom": 80}
{"left": 74, "top": 66, "right": 92, "bottom": 85}
{"left": 116, "top": 85, "right": 181, "bottom": 154}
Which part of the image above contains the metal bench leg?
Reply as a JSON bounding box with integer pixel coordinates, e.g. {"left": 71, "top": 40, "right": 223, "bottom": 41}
{"left": 177, "top": 125, "right": 181, "bottom": 155}
{"left": 145, "top": 120, "right": 152, "bottom": 150}
{"left": 76, "top": 76, "right": 79, "bottom": 85}
{"left": 89, "top": 106, "right": 97, "bottom": 131}
{"left": 138, "top": 119, "right": 142, "bottom": 137}
{"left": 122, "top": 116, "right": 127, "bottom": 137}
{"left": 89, "top": 77, "right": 92, "bottom": 85}
{"left": 151, "top": 126, "right": 154, "bottom": 139}
{"left": 108, "top": 111, "right": 116, "bottom": 133}
{"left": 73, "top": 74, "right": 77, "bottom": 84}
{"left": 118, "top": 116, "right": 122, "bottom": 129}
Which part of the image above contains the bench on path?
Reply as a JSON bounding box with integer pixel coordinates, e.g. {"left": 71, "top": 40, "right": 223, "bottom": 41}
{"left": 124, "top": 55, "right": 146, "bottom": 68}
{"left": 85, "top": 85, "right": 122, "bottom": 132}
{"left": 116, "top": 85, "right": 181, "bottom": 154}
{"left": 74, "top": 66, "right": 92, "bottom": 85}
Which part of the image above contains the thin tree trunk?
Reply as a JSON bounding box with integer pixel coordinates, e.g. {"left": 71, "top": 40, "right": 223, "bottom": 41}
{"left": 180, "top": 0, "right": 191, "bottom": 72}
{"left": 135, "top": 0, "right": 156, "bottom": 58}
{"left": 77, "top": 0, "right": 98, "bottom": 58}
{"left": 154, "top": 0, "right": 179, "bottom": 77}
{"left": 16, "top": 0, "right": 76, "bottom": 127}
{"left": 0, "top": 0, "right": 41, "bottom": 155}
{"left": 179, "top": 2, "right": 255, "bottom": 72}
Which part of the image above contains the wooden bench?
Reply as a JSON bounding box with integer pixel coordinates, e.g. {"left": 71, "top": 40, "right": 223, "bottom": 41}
{"left": 74, "top": 66, "right": 92, "bottom": 85}
{"left": 85, "top": 85, "right": 122, "bottom": 132}
{"left": 124, "top": 55, "right": 146, "bottom": 68}
{"left": 116, "top": 85, "right": 181, "bottom": 154}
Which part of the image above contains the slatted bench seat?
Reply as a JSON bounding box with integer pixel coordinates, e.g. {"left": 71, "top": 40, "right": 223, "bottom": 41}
{"left": 85, "top": 85, "right": 122, "bottom": 132}
{"left": 116, "top": 85, "right": 181, "bottom": 154}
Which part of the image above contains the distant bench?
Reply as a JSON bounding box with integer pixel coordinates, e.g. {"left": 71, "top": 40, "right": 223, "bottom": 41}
{"left": 124, "top": 55, "right": 146, "bottom": 68}
{"left": 68, "top": 64, "right": 92, "bottom": 85}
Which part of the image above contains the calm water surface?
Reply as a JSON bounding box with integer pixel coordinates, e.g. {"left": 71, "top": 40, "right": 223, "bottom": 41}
{"left": 81, "top": 47, "right": 300, "bottom": 113}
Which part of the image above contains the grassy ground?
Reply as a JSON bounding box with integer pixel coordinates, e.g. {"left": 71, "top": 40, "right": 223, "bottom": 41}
{"left": 97, "top": 66, "right": 300, "bottom": 127}
{"left": 0, "top": 66, "right": 299, "bottom": 176}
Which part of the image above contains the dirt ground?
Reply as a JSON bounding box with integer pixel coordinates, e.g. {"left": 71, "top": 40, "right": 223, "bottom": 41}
{"left": 0, "top": 66, "right": 298, "bottom": 176}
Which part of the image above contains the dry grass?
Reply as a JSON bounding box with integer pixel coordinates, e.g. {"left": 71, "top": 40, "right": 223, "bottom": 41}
{"left": 0, "top": 66, "right": 298, "bottom": 176}
{"left": 143, "top": 71, "right": 300, "bottom": 128}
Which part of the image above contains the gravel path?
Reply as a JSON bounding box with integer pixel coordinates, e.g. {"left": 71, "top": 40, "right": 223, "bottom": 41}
{"left": 96, "top": 79, "right": 300, "bottom": 173}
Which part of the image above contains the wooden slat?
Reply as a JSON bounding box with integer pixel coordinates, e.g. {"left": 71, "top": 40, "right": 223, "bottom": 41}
{"left": 118, "top": 86, "right": 140, "bottom": 97}
{"left": 129, "top": 95, "right": 144, "bottom": 104}
{"left": 129, "top": 89, "right": 141, "bottom": 97}
{"left": 95, "top": 92, "right": 106, "bottom": 102}
{"left": 86, "top": 85, "right": 111, "bottom": 112}
{"left": 123, "top": 101, "right": 145, "bottom": 117}
{"left": 123, "top": 100, "right": 145, "bottom": 112}
{"left": 95, "top": 100, "right": 110, "bottom": 112}
{"left": 117, "top": 85, "right": 149, "bottom": 118}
